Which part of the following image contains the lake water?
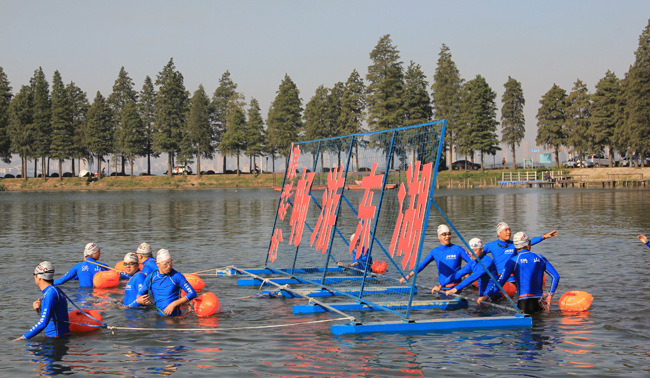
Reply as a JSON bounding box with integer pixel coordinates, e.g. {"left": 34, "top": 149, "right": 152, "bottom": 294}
{"left": 1, "top": 187, "right": 649, "bottom": 376}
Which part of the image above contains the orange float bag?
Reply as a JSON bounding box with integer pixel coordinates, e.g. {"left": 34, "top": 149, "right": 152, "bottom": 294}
{"left": 558, "top": 291, "right": 593, "bottom": 312}
{"left": 68, "top": 309, "right": 104, "bottom": 332}
{"left": 193, "top": 292, "right": 221, "bottom": 317}
{"left": 93, "top": 270, "right": 120, "bottom": 288}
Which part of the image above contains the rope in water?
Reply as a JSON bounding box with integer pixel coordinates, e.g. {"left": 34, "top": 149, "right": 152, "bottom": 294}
{"left": 105, "top": 316, "right": 350, "bottom": 333}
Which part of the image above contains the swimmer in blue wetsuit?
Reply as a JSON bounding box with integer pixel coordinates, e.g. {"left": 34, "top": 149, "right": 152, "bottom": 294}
{"left": 400, "top": 225, "right": 470, "bottom": 293}
{"left": 440, "top": 238, "right": 502, "bottom": 304}
{"left": 53, "top": 243, "right": 110, "bottom": 287}
{"left": 347, "top": 233, "right": 373, "bottom": 272}
{"left": 638, "top": 234, "right": 650, "bottom": 249}
{"left": 136, "top": 249, "right": 196, "bottom": 316}
{"left": 122, "top": 253, "right": 147, "bottom": 308}
{"left": 483, "top": 222, "right": 558, "bottom": 282}
{"left": 14, "top": 262, "right": 70, "bottom": 341}
{"left": 136, "top": 242, "right": 157, "bottom": 275}
{"left": 499, "top": 232, "right": 560, "bottom": 314}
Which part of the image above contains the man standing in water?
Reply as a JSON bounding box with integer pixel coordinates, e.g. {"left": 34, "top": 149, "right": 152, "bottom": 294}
{"left": 136, "top": 242, "right": 158, "bottom": 275}
{"left": 136, "top": 249, "right": 196, "bottom": 316}
{"left": 14, "top": 262, "right": 70, "bottom": 340}
{"left": 483, "top": 222, "right": 558, "bottom": 282}
{"left": 53, "top": 243, "right": 109, "bottom": 287}
{"left": 500, "top": 232, "right": 560, "bottom": 314}
{"left": 438, "top": 238, "right": 502, "bottom": 304}
{"left": 400, "top": 225, "right": 470, "bottom": 292}
{"left": 122, "top": 253, "right": 147, "bottom": 308}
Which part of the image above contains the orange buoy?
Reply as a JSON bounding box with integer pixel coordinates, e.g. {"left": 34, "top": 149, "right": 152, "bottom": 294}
{"left": 503, "top": 281, "right": 516, "bottom": 297}
{"left": 193, "top": 292, "right": 220, "bottom": 317}
{"left": 68, "top": 309, "right": 104, "bottom": 332}
{"left": 371, "top": 260, "right": 387, "bottom": 274}
{"left": 93, "top": 270, "right": 120, "bottom": 288}
{"left": 558, "top": 291, "right": 593, "bottom": 312}
{"left": 115, "top": 261, "right": 125, "bottom": 271}
{"left": 184, "top": 274, "right": 205, "bottom": 291}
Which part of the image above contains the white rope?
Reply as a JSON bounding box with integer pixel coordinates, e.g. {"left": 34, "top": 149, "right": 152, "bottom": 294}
{"left": 106, "top": 316, "right": 349, "bottom": 334}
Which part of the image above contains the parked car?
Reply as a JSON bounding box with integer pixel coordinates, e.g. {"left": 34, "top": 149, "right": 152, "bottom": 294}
{"left": 562, "top": 157, "right": 593, "bottom": 168}
{"left": 451, "top": 160, "right": 481, "bottom": 170}
{"left": 164, "top": 165, "right": 193, "bottom": 175}
{"left": 585, "top": 154, "right": 610, "bottom": 167}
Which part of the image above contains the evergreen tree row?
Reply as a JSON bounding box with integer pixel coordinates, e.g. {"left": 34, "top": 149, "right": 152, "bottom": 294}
{"left": 1, "top": 20, "right": 648, "bottom": 179}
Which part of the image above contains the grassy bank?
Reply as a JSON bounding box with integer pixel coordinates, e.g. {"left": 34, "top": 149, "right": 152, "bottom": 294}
{"left": 0, "top": 168, "right": 573, "bottom": 192}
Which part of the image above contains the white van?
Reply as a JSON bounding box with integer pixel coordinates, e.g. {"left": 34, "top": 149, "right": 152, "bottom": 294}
{"left": 585, "top": 154, "right": 610, "bottom": 167}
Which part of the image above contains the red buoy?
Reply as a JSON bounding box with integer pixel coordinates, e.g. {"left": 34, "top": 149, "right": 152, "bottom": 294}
{"left": 371, "top": 260, "right": 388, "bottom": 274}
{"left": 184, "top": 274, "right": 205, "bottom": 291}
{"left": 503, "top": 281, "right": 516, "bottom": 297}
{"left": 193, "top": 292, "right": 221, "bottom": 317}
{"left": 93, "top": 270, "right": 120, "bottom": 288}
{"left": 558, "top": 291, "right": 593, "bottom": 312}
{"left": 68, "top": 309, "right": 103, "bottom": 332}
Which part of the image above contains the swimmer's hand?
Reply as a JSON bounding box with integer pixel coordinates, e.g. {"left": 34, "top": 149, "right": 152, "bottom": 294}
{"left": 431, "top": 284, "right": 442, "bottom": 294}
{"left": 477, "top": 295, "right": 488, "bottom": 305}
{"left": 446, "top": 287, "right": 458, "bottom": 296}
{"left": 136, "top": 294, "right": 151, "bottom": 305}
{"left": 33, "top": 298, "right": 42, "bottom": 313}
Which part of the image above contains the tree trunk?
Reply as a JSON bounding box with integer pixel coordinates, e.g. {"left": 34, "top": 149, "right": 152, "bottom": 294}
{"left": 34, "top": 158, "right": 37, "bottom": 178}
{"left": 147, "top": 152, "right": 151, "bottom": 175}
{"left": 236, "top": 153, "right": 240, "bottom": 176}
{"left": 480, "top": 152, "right": 485, "bottom": 172}
{"left": 59, "top": 160, "right": 63, "bottom": 180}
{"left": 42, "top": 157, "right": 46, "bottom": 180}
{"left": 22, "top": 155, "right": 27, "bottom": 180}
{"left": 98, "top": 154, "right": 102, "bottom": 179}
{"left": 222, "top": 154, "right": 226, "bottom": 173}
{"left": 130, "top": 160, "right": 134, "bottom": 178}
{"left": 197, "top": 144, "right": 202, "bottom": 178}
{"left": 511, "top": 148, "right": 517, "bottom": 170}
{"left": 554, "top": 148, "right": 560, "bottom": 169}
{"left": 168, "top": 153, "right": 173, "bottom": 178}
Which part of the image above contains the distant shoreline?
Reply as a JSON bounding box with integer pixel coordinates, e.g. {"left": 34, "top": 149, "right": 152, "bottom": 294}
{"left": 1, "top": 167, "right": 648, "bottom": 192}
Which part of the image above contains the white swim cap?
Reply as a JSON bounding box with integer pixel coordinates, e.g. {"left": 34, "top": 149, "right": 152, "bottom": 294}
{"left": 84, "top": 242, "right": 100, "bottom": 257}
{"left": 156, "top": 248, "right": 172, "bottom": 263}
{"left": 350, "top": 233, "right": 355, "bottom": 242}
{"left": 34, "top": 261, "right": 55, "bottom": 280}
{"left": 437, "top": 225, "right": 451, "bottom": 236}
{"left": 123, "top": 252, "right": 138, "bottom": 263}
{"left": 513, "top": 232, "right": 530, "bottom": 249}
{"left": 496, "top": 222, "right": 510, "bottom": 235}
{"left": 469, "top": 238, "right": 483, "bottom": 249}
{"left": 136, "top": 242, "right": 152, "bottom": 255}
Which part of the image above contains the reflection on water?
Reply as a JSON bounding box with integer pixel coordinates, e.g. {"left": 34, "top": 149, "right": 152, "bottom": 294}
{"left": 2, "top": 188, "right": 649, "bottom": 376}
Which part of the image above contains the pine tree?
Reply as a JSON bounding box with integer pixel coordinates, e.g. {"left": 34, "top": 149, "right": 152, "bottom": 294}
{"left": 621, "top": 19, "right": 650, "bottom": 165}
{"left": 187, "top": 85, "right": 214, "bottom": 177}
{"left": 457, "top": 75, "right": 500, "bottom": 170}
{"left": 0, "top": 67, "right": 13, "bottom": 164}
{"left": 304, "top": 85, "right": 331, "bottom": 168}
{"left": 366, "top": 34, "right": 404, "bottom": 133}
{"left": 67, "top": 81, "right": 89, "bottom": 176}
{"left": 246, "top": 98, "right": 265, "bottom": 173}
{"left": 432, "top": 44, "right": 463, "bottom": 167}
{"left": 30, "top": 67, "right": 51, "bottom": 179}
{"left": 267, "top": 74, "right": 303, "bottom": 160}
{"left": 153, "top": 58, "right": 189, "bottom": 178}
{"left": 116, "top": 102, "right": 146, "bottom": 177}
{"left": 8, "top": 85, "right": 34, "bottom": 179}
{"left": 86, "top": 91, "right": 113, "bottom": 177}
{"left": 565, "top": 79, "right": 592, "bottom": 159}
{"left": 138, "top": 76, "right": 157, "bottom": 175}
{"left": 536, "top": 84, "right": 567, "bottom": 168}
{"left": 403, "top": 61, "right": 432, "bottom": 126}
{"left": 108, "top": 67, "right": 138, "bottom": 174}
{"left": 500, "top": 76, "right": 525, "bottom": 169}
{"left": 49, "top": 70, "right": 73, "bottom": 179}
{"left": 212, "top": 71, "right": 239, "bottom": 172}
{"left": 339, "top": 69, "right": 366, "bottom": 171}
{"left": 591, "top": 71, "right": 621, "bottom": 164}
{"left": 220, "top": 97, "right": 247, "bottom": 175}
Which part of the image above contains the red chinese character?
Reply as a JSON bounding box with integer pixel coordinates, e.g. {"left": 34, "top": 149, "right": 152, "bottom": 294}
{"left": 350, "top": 162, "right": 384, "bottom": 259}
{"left": 288, "top": 168, "right": 315, "bottom": 246}
{"left": 310, "top": 166, "right": 345, "bottom": 254}
{"left": 268, "top": 228, "right": 283, "bottom": 263}
{"left": 389, "top": 161, "right": 433, "bottom": 270}
{"left": 278, "top": 181, "right": 294, "bottom": 221}
{"left": 285, "top": 144, "right": 301, "bottom": 181}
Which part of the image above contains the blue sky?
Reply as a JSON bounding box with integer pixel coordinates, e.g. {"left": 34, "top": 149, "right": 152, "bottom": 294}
{"left": 1, "top": 1, "right": 649, "bottom": 170}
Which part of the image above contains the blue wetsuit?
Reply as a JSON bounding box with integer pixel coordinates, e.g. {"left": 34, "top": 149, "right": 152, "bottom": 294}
{"left": 415, "top": 244, "right": 470, "bottom": 286}
{"left": 137, "top": 269, "right": 197, "bottom": 316}
{"left": 441, "top": 255, "right": 500, "bottom": 297}
{"left": 483, "top": 236, "right": 544, "bottom": 281}
{"left": 140, "top": 257, "right": 158, "bottom": 275}
{"left": 645, "top": 240, "right": 650, "bottom": 249}
{"left": 124, "top": 271, "right": 147, "bottom": 307}
{"left": 499, "top": 249, "right": 560, "bottom": 301}
{"left": 22, "top": 285, "right": 70, "bottom": 339}
{"left": 53, "top": 257, "right": 110, "bottom": 287}
{"left": 352, "top": 248, "right": 373, "bottom": 272}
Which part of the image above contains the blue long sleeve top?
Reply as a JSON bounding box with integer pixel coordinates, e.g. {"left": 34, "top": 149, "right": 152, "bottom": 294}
{"left": 53, "top": 257, "right": 110, "bottom": 287}
{"left": 415, "top": 244, "right": 470, "bottom": 285}
{"left": 140, "top": 257, "right": 158, "bottom": 276}
{"left": 137, "top": 269, "right": 197, "bottom": 316}
{"left": 441, "top": 255, "right": 500, "bottom": 297}
{"left": 22, "top": 285, "right": 70, "bottom": 339}
{"left": 499, "top": 249, "right": 560, "bottom": 300}
{"left": 124, "top": 271, "right": 147, "bottom": 307}
{"left": 483, "top": 236, "right": 544, "bottom": 279}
